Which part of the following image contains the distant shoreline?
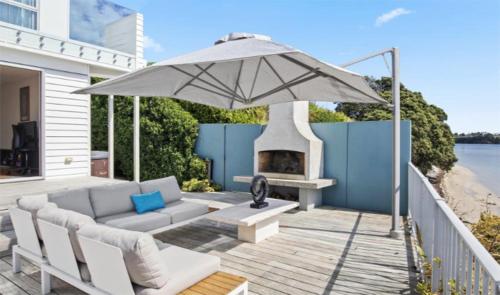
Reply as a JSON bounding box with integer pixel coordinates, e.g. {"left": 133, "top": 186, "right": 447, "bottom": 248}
{"left": 441, "top": 164, "right": 500, "bottom": 225}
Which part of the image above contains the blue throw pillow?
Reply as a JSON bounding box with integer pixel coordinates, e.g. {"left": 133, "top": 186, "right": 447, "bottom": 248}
{"left": 131, "top": 191, "right": 165, "bottom": 214}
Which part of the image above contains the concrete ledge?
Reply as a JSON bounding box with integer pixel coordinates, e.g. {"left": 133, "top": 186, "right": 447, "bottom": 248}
{"left": 234, "top": 176, "right": 336, "bottom": 189}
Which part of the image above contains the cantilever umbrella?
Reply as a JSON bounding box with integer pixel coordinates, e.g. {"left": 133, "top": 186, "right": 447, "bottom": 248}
{"left": 75, "top": 32, "right": 386, "bottom": 107}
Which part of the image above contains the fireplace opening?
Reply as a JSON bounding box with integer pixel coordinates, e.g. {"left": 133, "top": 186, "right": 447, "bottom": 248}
{"left": 258, "top": 150, "right": 305, "bottom": 175}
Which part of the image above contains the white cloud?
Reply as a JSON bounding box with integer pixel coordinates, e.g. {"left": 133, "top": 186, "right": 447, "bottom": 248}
{"left": 144, "top": 35, "right": 165, "bottom": 53}
{"left": 375, "top": 8, "right": 413, "bottom": 27}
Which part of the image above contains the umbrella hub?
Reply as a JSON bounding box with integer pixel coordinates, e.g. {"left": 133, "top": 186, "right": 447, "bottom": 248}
{"left": 214, "top": 32, "right": 272, "bottom": 45}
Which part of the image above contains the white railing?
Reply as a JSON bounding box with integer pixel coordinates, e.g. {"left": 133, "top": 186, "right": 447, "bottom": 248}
{"left": 0, "top": 23, "right": 136, "bottom": 70}
{"left": 408, "top": 163, "right": 500, "bottom": 295}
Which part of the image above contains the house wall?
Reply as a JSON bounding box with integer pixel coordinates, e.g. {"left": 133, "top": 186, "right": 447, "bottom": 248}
{"left": 39, "top": 0, "right": 70, "bottom": 39}
{"left": 1, "top": 46, "right": 91, "bottom": 178}
{"left": 0, "top": 75, "right": 40, "bottom": 149}
{"left": 195, "top": 121, "right": 412, "bottom": 215}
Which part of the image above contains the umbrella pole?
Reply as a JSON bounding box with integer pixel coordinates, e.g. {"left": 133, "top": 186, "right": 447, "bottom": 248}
{"left": 133, "top": 96, "right": 140, "bottom": 182}
{"left": 108, "top": 95, "right": 114, "bottom": 179}
{"left": 341, "top": 47, "right": 403, "bottom": 239}
{"left": 390, "top": 48, "right": 403, "bottom": 239}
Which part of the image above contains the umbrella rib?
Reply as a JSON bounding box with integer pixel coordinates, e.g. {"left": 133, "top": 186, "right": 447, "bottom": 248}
{"left": 279, "top": 54, "right": 385, "bottom": 102}
{"left": 262, "top": 57, "right": 298, "bottom": 100}
{"left": 230, "top": 60, "right": 244, "bottom": 109}
{"left": 248, "top": 57, "right": 263, "bottom": 99}
{"left": 170, "top": 65, "right": 244, "bottom": 100}
{"left": 174, "top": 63, "right": 215, "bottom": 95}
{"left": 194, "top": 64, "right": 238, "bottom": 96}
{"left": 250, "top": 73, "right": 321, "bottom": 103}
{"left": 188, "top": 84, "right": 245, "bottom": 102}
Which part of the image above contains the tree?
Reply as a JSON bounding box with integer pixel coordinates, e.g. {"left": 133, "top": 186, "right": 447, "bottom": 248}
{"left": 336, "top": 77, "right": 457, "bottom": 173}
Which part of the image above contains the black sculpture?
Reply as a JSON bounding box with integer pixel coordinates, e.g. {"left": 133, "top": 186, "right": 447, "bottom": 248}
{"left": 250, "top": 175, "right": 269, "bottom": 209}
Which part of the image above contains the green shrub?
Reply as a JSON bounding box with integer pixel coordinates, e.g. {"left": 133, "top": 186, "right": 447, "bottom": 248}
{"left": 182, "top": 178, "right": 221, "bottom": 192}
{"left": 91, "top": 89, "right": 206, "bottom": 182}
{"left": 472, "top": 212, "right": 500, "bottom": 262}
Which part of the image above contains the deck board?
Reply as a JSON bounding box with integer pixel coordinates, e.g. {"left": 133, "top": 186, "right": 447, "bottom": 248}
{"left": 0, "top": 205, "right": 417, "bottom": 294}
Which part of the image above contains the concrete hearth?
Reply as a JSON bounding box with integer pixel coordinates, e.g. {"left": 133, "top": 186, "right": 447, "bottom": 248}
{"left": 233, "top": 176, "right": 336, "bottom": 211}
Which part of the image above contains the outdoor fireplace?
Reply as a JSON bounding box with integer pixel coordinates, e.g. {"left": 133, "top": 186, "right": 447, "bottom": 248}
{"left": 258, "top": 150, "right": 305, "bottom": 176}
{"left": 254, "top": 101, "right": 323, "bottom": 180}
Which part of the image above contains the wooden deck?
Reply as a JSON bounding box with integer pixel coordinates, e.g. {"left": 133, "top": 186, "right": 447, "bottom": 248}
{"left": 0, "top": 201, "right": 418, "bottom": 295}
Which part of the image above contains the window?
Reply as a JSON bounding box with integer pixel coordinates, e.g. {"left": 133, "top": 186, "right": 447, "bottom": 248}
{"left": 13, "top": 0, "right": 36, "bottom": 7}
{"left": 0, "top": 0, "right": 37, "bottom": 30}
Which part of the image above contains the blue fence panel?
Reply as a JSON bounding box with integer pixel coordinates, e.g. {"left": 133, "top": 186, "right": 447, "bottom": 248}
{"left": 224, "top": 124, "right": 263, "bottom": 191}
{"left": 345, "top": 120, "right": 411, "bottom": 214}
{"left": 195, "top": 124, "right": 226, "bottom": 187}
{"left": 311, "top": 123, "right": 349, "bottom": 208}
{"left": 195, "top": 120, "right": 411, "bottom": 215}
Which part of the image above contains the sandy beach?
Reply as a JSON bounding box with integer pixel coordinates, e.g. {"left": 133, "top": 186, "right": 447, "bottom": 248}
{"left": 441, "top": 164, "right": 500, "bottom": 225}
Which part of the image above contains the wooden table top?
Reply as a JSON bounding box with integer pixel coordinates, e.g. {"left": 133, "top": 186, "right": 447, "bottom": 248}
{"left": 178, "top": 271, "right": 247, "bottom": 295}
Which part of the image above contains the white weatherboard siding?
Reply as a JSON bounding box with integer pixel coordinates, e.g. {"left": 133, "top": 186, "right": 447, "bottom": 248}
{"left": 44, "top": 70, "right": 90, "bottom": 177}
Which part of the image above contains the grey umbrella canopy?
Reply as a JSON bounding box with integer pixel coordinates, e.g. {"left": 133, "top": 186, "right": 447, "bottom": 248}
{"left": 76, "top": 32, "right": 386, "bottom": 108}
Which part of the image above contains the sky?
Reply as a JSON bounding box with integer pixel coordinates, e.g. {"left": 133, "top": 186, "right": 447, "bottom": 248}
{"left": 111, "top": 0, "right": 499, "bottom": 133}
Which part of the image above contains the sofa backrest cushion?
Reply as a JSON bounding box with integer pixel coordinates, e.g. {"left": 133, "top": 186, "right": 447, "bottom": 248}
{"left": 48, "top": 188, "right": 95, "bottom": 219}
{"left": 89, "top": 182, "right": 140, "bottom": 218}
{"left": 77, "top": 224, "right": 169, "bottom": 289}
{"left": 17, "top": 195, "right": 57, "bottom": 239}
{"left": 37, "top": 206, "right": 95, "bottom": 263}
{"left": 140, "top": 176, "right": 182, "bottom": 204}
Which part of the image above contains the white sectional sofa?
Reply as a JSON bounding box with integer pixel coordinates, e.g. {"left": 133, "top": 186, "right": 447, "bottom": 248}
{"left": 47, "top": 176, "right": 209, "bottom": 232}
{"left": 9, "top": 176, "right": 248, "bottom": 295}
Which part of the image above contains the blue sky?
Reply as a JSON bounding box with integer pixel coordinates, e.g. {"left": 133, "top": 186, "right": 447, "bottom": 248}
{"left": 113, "top": 0, "right": 500, "bottom": 133}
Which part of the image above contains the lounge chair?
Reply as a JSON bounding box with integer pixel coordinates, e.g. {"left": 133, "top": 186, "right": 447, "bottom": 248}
{"left": 9, "top": 195, "right": 57, "bottom": 273}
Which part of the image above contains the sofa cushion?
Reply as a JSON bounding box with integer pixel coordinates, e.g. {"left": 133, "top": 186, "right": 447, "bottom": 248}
{"left": 139, "top": 176, "right": 182, "bottom": 204}
{"left": 155, "top": 200, "right": 208, "bottom": 223}
{"left": 17, "top": 195, "right": 57, "bottom": 239}
{"left": 89, "top": 182, "right": 140, "bottom": 218}
{"left": 48, "top": 188, "right": 95, "bottom": 218}
{"left": 131, "top": 191, "right": 165, "bottom": 214}
{"left": 133, "top": 245, "right": 220, "bottom": 295}
{"left": 37, "top": 206, "right": 95, "bottom": 263}
{"left": 77, "top": 224, "right": 169, "bottom": 289}
{"left": 96, "top": 212, "right": 171, "bottom": 232}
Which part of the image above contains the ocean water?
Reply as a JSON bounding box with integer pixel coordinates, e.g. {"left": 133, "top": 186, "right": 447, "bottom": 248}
{"left": 454, "top": 144, "right": 500, "bottom": 195}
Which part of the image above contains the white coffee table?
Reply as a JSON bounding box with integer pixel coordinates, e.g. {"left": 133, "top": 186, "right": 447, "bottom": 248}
{"left": 207, "top": 198, "right": 298, "bottom": 243}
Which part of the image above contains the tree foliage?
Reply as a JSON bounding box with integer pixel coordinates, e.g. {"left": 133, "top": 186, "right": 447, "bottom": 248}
{"left": 174, "top": 100, "right": 268, "bottom": 124}
{"left": 309, "top": 103, "right": 351, "bottom": 123}
{"left": 455, "top": 132, "right": 500, "bottom": 144}
{"left": 336, "top": 77, "right": 457, "bottom": 173}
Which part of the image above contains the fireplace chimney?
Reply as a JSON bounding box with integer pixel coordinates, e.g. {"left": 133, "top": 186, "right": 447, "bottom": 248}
{"left": 254, "top": 101, "right": 323, "bottom": 180}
